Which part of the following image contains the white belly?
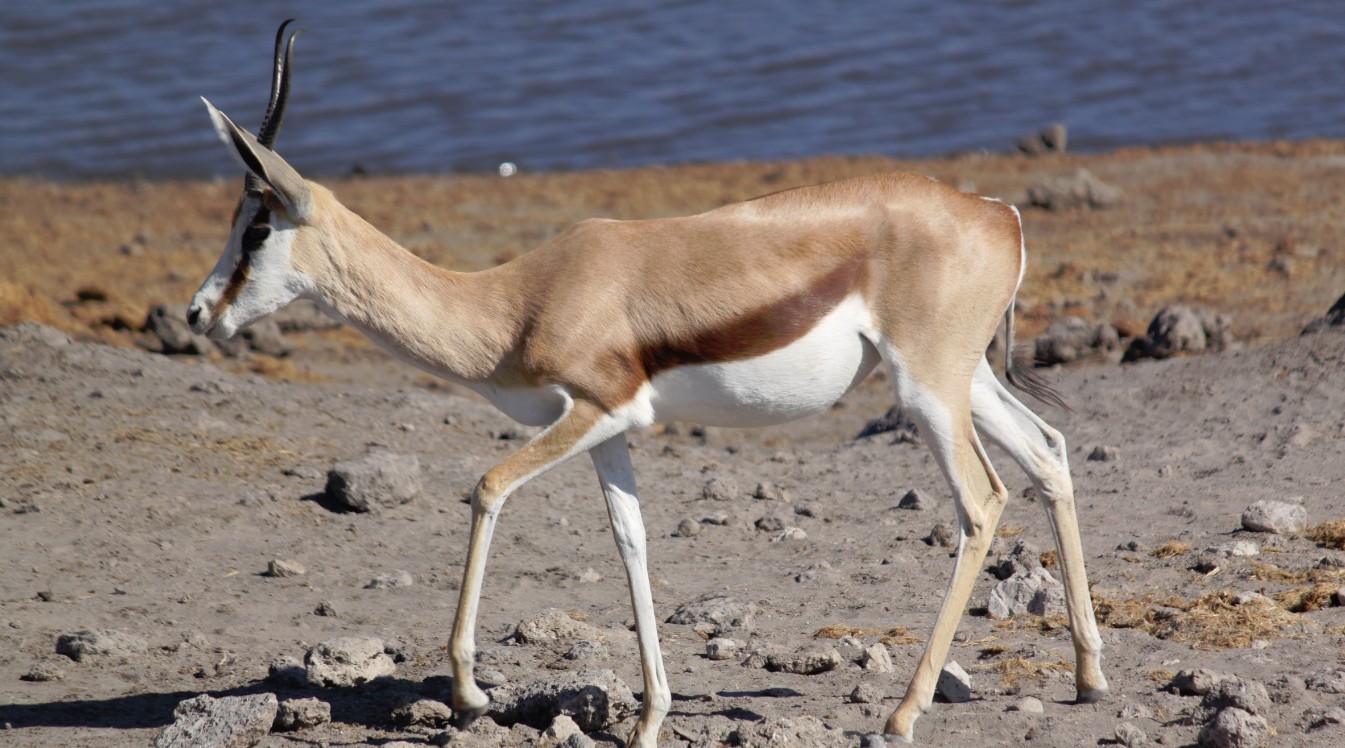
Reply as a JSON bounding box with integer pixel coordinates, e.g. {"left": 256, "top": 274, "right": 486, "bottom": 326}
{"left": 648, "top": 294, "right": 881, "bottom": 427}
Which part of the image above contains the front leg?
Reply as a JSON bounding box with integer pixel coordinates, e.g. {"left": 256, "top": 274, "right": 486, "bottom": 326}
{"left": 590, "top": 435, "right": 670, "bottom": 748}
{"left": 448, "top": 398, "right": 627, "bottom": 719}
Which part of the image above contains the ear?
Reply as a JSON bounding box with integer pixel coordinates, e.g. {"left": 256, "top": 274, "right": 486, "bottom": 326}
{"left": 202, "top": 97, "right": 313, "bottom": 222}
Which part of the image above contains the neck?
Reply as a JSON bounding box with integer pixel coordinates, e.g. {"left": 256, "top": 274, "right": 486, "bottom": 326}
{"left": 300, "top": 193, "right": 523, "bottom": 385}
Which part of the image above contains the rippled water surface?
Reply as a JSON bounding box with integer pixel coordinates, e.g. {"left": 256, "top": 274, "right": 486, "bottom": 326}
{"left": 2, "top": 1, "right": 1342, "bottom": 178}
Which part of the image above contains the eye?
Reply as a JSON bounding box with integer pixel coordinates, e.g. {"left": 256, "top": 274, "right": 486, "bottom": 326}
{"left": 242, "top": 224, "right": 271, "bottom": 250}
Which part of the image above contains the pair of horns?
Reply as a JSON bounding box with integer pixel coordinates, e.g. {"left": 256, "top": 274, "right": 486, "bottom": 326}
{"left": 246, "top": 19, "right": 300, "bottom": 192}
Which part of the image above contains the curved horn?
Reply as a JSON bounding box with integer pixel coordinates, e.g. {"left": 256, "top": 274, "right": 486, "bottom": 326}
{"left": 258, "top": 19, "right": 300, "bottom": 149}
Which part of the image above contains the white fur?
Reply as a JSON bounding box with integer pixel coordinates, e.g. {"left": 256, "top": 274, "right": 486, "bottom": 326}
{"left": 647, "top": 294, "right": 881, "bottom": 426}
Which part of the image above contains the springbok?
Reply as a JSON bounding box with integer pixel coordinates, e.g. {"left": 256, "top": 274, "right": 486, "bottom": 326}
{"left": 188, "top": 21, "right": 1107, "bottom": 746}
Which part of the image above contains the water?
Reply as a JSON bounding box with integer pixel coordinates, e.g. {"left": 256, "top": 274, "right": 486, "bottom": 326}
{"left": 2, "top": 0, "right": 1343, "bottom": 179}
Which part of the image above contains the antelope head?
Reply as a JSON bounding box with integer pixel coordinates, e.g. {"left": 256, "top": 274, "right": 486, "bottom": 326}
{"left": 188, "top": 20, "right": 317, "bottom": 339}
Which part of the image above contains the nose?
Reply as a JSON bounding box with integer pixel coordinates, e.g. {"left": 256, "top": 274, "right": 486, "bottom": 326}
{"left": 186, "top": 304, "right": 202, "bottom": 328}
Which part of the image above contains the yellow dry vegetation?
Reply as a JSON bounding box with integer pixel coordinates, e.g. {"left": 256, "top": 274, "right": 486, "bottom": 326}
{"left": 814, "top": 624, "right": 922, "bottom": 645}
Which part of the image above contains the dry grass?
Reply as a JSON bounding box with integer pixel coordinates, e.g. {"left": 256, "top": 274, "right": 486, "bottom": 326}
{"left": 1040, "top": 549, "right": 1059, "bottom": 568}
{"left": 983, "top": 656, "right": 1073, "bottom": 689}
{"left": 1307, "top": 520, "right": 1345, "bottom": 550}
{"left": 815, "top": 624, "right": 922, "bottom": 645}
{"left": 1092, "top": 590, "right": 1308, "bottom": 649}
{"left": 1274, "top": 583, "right": 1339, "bottom": 613}
{"left": 997, "top": 525, "right": 1026, "bottom": 539}
{"left": 1152, "top": 540, "right": 1193, "bottom": 559}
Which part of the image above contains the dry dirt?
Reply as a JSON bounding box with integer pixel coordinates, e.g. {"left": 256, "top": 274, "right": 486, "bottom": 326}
{"left": 3, "top": 145, "right": 1345, "bottom": 747}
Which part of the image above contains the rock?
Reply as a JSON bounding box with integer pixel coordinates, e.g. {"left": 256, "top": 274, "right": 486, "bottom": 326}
{"left": 1300, "top": 292, "right": 1345, "bottom": 334}
{"left": 1034, "top": 316, "right": 1119, "bottom": 366}
{"left": 390, "top": 694, "right": 453, "bottom": 728}
{"left": 673, "top": 518, "right": 701, "bottom": 537}
{"left": 55, "top": 629, "right": 149, "bottom": 662}
{"left": 1305, "top": 670, "right": 1345, "bottom": 694}
{"left": 1171, "top": 669, "right": 1233, "bottom": 696}
{"left": 154, "top": 693, "right": 279, "bottom": 748}
{"left": 264, "top": 559, "right": 306, "bottom": 577}
{"left": 144, "top": 304, "right": 217, "bottom": 355}
{"left": 1192, "top": 678, "right": 1271, "bottom": 724}
{"left": 266, "top": 655, "right": 308, "bottom": 686}
{"left": 1008, "top": 696, "right": 1044, "bottom": 713}
{"left": 238, "top": 318, "right": 291, "bottom": 357}
{"left": 988, "top": 566, "right": 1066, "bottom": 618}
{"left": 753, "top": 481, "right": 789, "bottom": 501}
{"left": 701, "top": 477, "right": 738, "bottom": 501}
{"left": 1240, "top": 500, "right": 1307, "bottom": 535}
{"left": 324, "top": 452, "right": 422, "bottom": 512}
{"left": 706, "top": 638, "right": 739, "bottom": 661}
{"left": 314, "top": 600, "right": 338, "bottom": 617}
{"left": 305, "top": 637, "right": 396, "bottom": 687}
{"left": 764, "top": 646, "right": 843, "bottom": 675}
{"left": 1027, "top": 168, "right": 1122, "bottom": 210}
{"left": 1197, "top": 707, "right": 1269, "bottom": 748}
{"left": 20, "top": 663, "right": 66, "bottom": 682}
{"left": 1087, "top": 445, "right": 1120, "bottom": 462}
{"left": 1119, "top": 702, "right": 1154, "bottom": 720}
{"left": 539, "top": 714, "right": 586, "bottom": 748}
{"left": 937, "top": 660, "right": 973, "bottom": 703}
{"left": 1114, "top": 722, "right": 1148, "bottom": 747}
{"left": 1208, "top": 541, "right": 1260, "bottom": 558}
{"left": 856, "top": 405, "right": 921, "bottom": 443}
{"left": 1018, "top": 123, "right": 1068, "bottom": 155}
{"left": 722, "top": 716, "right": 851, "bottom": 747}
{"left": 925, "top": 523, "right": 954, "bottom": 548}
{"left": 365, "top": 569, "right": 414, "bottom": 589}
{"left": 1125, "top": 305, "right": 1231, "bottom": 361}
{"left": 860, "top": 643, "right": 895, "bottom": 673}
{"left": 512, "top": 609, "right": 610, "bottom": 645}
{"left": 667, "top": 596, "right": 757, "bottom": 637}
{"left": 896, "top": 488, "right": 936, "bottom": 511}
{"left": 563, "top": 639, "right": 607, "bottom": 663}
{"left": 775, "top": 526, "right": 808, "bottom": 541}
{"left": 850, "top": 680, "right": 885, "bottom": 704}
{"left": 273, "top": 697, "right": 331, "bottom": 732}
{"left": 486, "top": 669, "right": 637, "bottom": 732}
{"left": 755, "top": 515, "right": 785, "bottom": 533}
{"left": 989, "top": 539, "right": 1044, "bottom": 580}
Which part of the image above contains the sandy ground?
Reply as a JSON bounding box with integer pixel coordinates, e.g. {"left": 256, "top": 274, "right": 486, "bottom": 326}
{"left": 3, "top": 145, "right": 1345, "bottom": 746}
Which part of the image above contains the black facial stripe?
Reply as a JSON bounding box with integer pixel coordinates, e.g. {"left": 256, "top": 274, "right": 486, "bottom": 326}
{"left": 242, "top": 205, "right": 272, "bottom": 253}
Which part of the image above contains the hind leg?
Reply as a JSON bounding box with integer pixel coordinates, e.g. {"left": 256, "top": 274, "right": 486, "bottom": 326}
{"left": 971, "top": 359, "right": 1108, "bottom": 701}
{"left": 883, "top": 361, "right": 1011, "bottom": 741}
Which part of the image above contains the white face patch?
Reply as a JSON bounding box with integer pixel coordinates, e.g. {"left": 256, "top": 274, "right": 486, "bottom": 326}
{"left": 189, "top": 193, "right": 313, "bottom": 338}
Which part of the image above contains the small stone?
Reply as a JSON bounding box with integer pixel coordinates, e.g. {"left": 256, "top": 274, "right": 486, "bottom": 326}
{"left": 325, "top": 452, "right": 421, "bottom": 512}
{"left": 274, "top": 697, "right": 330, "bottom": 732}
{"left": 540, "top": 714, "right": 584, "bottom": 746}
{"left": 154, "top": 693, "right": 278, "bottom": 748}
{"left": 850, "top": 681, "right": 885, "bottom": 704}
{"left": 667, "top": 596, "right": 756, "bottom": 638}
{"left": 20, "top": 663, "right": 65, "bottom": 682}
{"left": 755, "top": 515, "right": 785, "bottom": 533}
{"left": 55, "top": 629, "right": 149, "bottom": 662}
{"left": 1008, "top": 696, "right": 1043, "bottom": 713}
{"left": 1197, "top": 707, "right": 1269, "bottom": 748}
{"left": 513, "top": 609, "right": 612, "bottom": 645}
{"left": 1240, "top": 500, "right": 1307, "bottom": 535}
{"left": 305, "top": 637, "right": 395, "bottom": 687}
{"left": 1193, "top": 678, "right": 1271, "bottom": 724}
{"left": 897, "top": 488, "right": 936, "bottom": 511}
{"left": 1119, "top": 702, "right": 1154, "bottom": 720}
{"left": 753, "top": 482, "right": 789, "bottom": 501}
{"left": 1087, "top": 445, "right": 1120, "bottom": 462}
{"left": 775, "top": 527, "right": 808, "bottom": 541}
{"left": 266, "top": 656, "right": 308, "bottom": 687}
{"left": 701, "top": 477, "right": 738, "bottom": 501}
{"left": 390, "top": 694, "right": 453, "bottom": 728}
{"left": 265, "top": 559, "right": 306, "bottom": 578}
{"left": 706, "top": 638, "right": 738, "bottom": 661}
{"left": 764, "top": 646, "right": 843, "bottom": 675}
{"left": 988, "top": 566, "right": 1066, "bottom": 618}
{"left": 314, "top": 600, "right": 338, "bottom": 617}
{"left": 365, "top": 570, "right": 414, "bottom": 589}
{"left": 937, "top": 661, "right": 973, "bottom": 703}
{"left": 674, "top": 518, "right": 701, "bottom": 538}
{"left": 1170, "top": 669, "right": 1232, "bottom": 696}
{"left": 925, "top": 523, "right": 954, "bottom": 548}
{"left": 577, "top": 568, "right": 601, "bottom": 584}
{"left": 564, "top": 640, "right": 608, "bottom": 662}
{"left": 1208, "top": 541, "right": 1259, "bottom": 558}
{"left": 485, "top": 668, "right": 637, "bottom": 732}
{"left": 1114, "top": 722, "right": 1148, "bottom": 747}
{"left": 860, "top": 643, "right": 894, "bottom": 673}
{"left": 700, "top": 511, "right": 732, "bottom": 526}
{"left": 1305, "top": 670, "right": 1345, "bottom": 694}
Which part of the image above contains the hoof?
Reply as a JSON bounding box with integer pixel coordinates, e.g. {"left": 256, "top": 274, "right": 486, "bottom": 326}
{"left": 1076, "top": 686, "right": 1109, "bottom": 704}
{"left": 451, "top": 704, "right": 487, "bottom": 730}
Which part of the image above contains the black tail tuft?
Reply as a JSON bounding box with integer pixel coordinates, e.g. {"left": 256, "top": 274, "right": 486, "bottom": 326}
{"left": 1006, "top": 345, "right": 1071, "bottom": 411}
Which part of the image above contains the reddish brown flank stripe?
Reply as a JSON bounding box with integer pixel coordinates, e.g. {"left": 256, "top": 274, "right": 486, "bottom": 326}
{"left": 637, "top": 257, "right": 869, "bottom": 378}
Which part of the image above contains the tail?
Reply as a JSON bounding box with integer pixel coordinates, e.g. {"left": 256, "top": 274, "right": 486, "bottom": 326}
{"left": 1003, "top": 297, "right": 1070, "bottom": 410}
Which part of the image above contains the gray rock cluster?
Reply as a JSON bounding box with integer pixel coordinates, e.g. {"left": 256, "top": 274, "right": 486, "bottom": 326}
{"left": 1027, "top": 168, "right": 1122, "bottom": 210}
{"left": 142, "top": 303, "right": 291, "bottom": 358}
{"left": 1124, "top": 305, "right": 1232, "bottom": 361}
{"left": 1033, "top": 316, "right": 1123, "bottom": 366}
{"left": 1169, "top": 670, "right": 1273, "bottom": 748}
